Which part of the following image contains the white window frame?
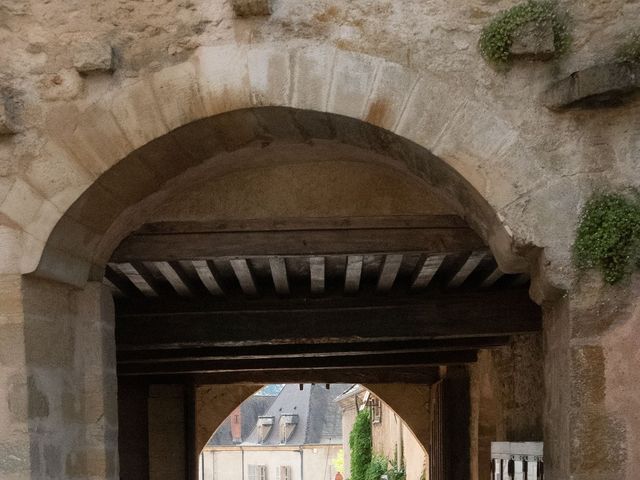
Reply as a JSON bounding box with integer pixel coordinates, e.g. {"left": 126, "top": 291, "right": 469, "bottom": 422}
{"left": 248, "top": 465, "right": 267, "bottom": 480}
{"left": 275, "top": 465, "right": 290, "bottom": 480}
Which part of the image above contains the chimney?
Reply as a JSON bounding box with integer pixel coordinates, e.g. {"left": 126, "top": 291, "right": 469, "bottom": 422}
{"left": 231, "top": 406, "right": 242, "bottom": 443}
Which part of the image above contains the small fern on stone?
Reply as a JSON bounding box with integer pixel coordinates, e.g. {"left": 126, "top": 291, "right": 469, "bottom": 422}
{"left": 574, "top": 192, "right": 640, "bottom": 284}
{"left": 479, "top": 0, "right": 570, "bottom": 67}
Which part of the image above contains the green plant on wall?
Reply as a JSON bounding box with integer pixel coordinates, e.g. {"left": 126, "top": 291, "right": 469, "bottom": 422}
{"left": 364, "top": 455, "right": 387, "bottom": 480}
{"left": 574, "top": 192, "right": 640, "bottom": 284}
{"left": 479, "top": 0, "right": 570, "bottom": 67}
{"left": 349, "top": 409, "right": 372, "bottom": 480}
{"left": 616, "top": 31, "right": 640, "bottom": 64}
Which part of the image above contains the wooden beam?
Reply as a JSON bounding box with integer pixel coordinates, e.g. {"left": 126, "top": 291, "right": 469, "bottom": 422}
{"left": 115, "top": 289, "right": 540, "bottom": 349}
{"left": 376, "top": 254, "right": 403, "bottom": 292}
{"left": 309, "top": 256, "right": 325, "bottom": 294}
{"left": 192, "top": 260, "right": 224, "bottom": 296}
{"left": 105, "top": 265, "right": 140, "bottom": 298}
{"left": 447, "top": 251, "right": 487, "bottom": 288}
{"left": 481, "top": 267, "right": 504, "bottom": 288}
{"left": 155, "top": 261, "right": 193, "bottom": 296}
{"left": 117, "top": 350, "right": 478, "bottom": 376}
{"left": 344, "top": 255, "right": 363, "bottom": 294}
{"left": 229, "top": 259, "right": 258, "bottom": 296}
{"left": 111, "top": 217, "right": 484, "bottom": 262}
{"left": 269, "top": 257, "right": 289, "bottom": 295}
{"left": 115, "top": 263, "right": 158, "bottom": 297}
{"left": 135, "top": 215, "right": 468, "bottom": 233}
{"left": 411, "top": 254, "right": 446, "bottom": 291}
{"left": 117, "top": 337, "right": 511, "bottom": 362}
{"left": 118, "top": 366, "right": 442, "bottom": 385}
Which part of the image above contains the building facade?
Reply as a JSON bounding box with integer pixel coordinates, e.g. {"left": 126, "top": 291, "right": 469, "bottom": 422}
{"left": 337, "top": 385, "right": 428, "bottom": 480}
{"left": 201, "top": 384, "right": 347, "bottom": 480}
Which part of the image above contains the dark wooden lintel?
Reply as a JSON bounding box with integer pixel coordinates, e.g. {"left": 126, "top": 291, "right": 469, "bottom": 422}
{"left": 117, "top": 350, "right": 477, "bottom": 376}
{"left": 111, "top": 216, "right": 483, "bottom": 262}
{"left": 117, "top": 366, "right": 441, "bottom": 385}
{"left": 117, "top": 336, "right": 510, "bottom": 362}
{"left": 116, "top": 289, "right": 540, "bottom": 349}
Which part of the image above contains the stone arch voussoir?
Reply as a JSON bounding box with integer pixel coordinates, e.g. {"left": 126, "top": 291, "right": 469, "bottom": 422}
{"left": 3, "top": 42, "right": 534, "bottom": 285}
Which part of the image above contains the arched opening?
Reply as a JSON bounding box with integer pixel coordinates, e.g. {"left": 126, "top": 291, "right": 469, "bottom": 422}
{"left": 18, "top": 101, "right": 543, "bottom": 479}
{"left": 197, "top": 384, "right": 430, "bottom": 480}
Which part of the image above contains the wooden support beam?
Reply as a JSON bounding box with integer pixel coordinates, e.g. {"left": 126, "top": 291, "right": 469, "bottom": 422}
{"left": 192, "top": 260, "right": 224, "bottom": 296}
{"left": 344, "top": 255, "right": 363, "bottom": 294}
{"left": 309, "top": 256, "right": 325, "bottom": 294}
{"left": 111, "top": 216, "right": 483, "bottom": 262}
{"left": 115, "top": 263, "right": 158, "bottom": 297}
{"left": 117, "top": 337, "right": 511, "bottom": 362}
{"left": 376, "top": 254, "right": 403, "bottom": 292}
{"left": 115, "top": 289, "right": 540, "bottom": 349}
{"left": 105, "top": 265, "right": 140, "bottom": 298}
{"left": 229, "top": 259, "right": 258, "bottom": 296}
{"left": 481, "top": 267, "right": 504, "bottom": 288}
{"left": 411, "top": 254, "right": 446, "bottom": 291}
{"left": 269, "top": 257, "right": 289, "bottom": 295}
{"left": 155, "top": 261, "right": 193, "bottom": 297}
{"left": 118, "top": 366, "right": 442, "bottom": 385}
{"left": 118, "top": 350, "right": 478, "bottom": 376}
{"left": 447, "top": 251, "right": 487, "bottom": 288}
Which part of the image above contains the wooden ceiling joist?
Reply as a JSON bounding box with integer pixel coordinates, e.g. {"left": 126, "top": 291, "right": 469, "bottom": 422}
{"left": 111, "top": 216, "right": 483, "bottom": 262}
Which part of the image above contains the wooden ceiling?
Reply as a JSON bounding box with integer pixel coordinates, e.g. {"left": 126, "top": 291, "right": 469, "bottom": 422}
{"left": 108, "top": 215, "right": 539, "bottom": 385}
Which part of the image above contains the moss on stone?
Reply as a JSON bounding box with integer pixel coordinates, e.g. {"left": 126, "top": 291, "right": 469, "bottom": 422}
{"left": 479, "top": 0, "right": 570, "bottom": 67}
{"left": 574, "top": 192, "right": 640, "bottom": 284}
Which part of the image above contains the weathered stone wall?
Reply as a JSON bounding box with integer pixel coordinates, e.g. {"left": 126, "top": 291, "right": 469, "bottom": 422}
{"left": 544, "top": 273, "right": 640, "bottom": 480}
{"left": 470, "top": 335, "right": 544, "bottom": 480}
{"left": 1, "top": 2, "right": 640, "bottom": 479}
{"left": 0, "top": 0, "right": 639, "bottom": 287}
{"left": 0, "top": 276, "right": 117, "bottom": 479}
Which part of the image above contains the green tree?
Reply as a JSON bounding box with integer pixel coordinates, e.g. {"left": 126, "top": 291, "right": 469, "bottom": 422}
{"left": 349, "top": 409, "right": 372, "bottom": 480}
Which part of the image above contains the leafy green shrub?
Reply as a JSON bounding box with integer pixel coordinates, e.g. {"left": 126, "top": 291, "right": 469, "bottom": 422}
{"left": 616, "top": 31, "right": 640, "bottom": 64}
{"left": 365, "top": 456, "right": 388, "bottom": 480}
{"left": 479, "top": 0, "right": 570, "bottom": 67}
{"left": 349, "top": 409, "right": 372, "bottom": 480}
{"left": 574, "top": 192, "right": 640, "bottom": 284}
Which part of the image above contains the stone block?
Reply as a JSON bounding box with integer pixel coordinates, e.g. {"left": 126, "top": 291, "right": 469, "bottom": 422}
{"left": 291, "top": 45, "right": 336, "bottom": 111}
{"left": 327, "top": 49, "right": 380, "bottom": 119}
{"left": 542, "top": 62, "right": 640, "bottom": 110}
{"left": 248, "top": 45, "right": 291, "bottom": 106}
{"left": 0, "top": 102, "right": 18, "bottom": 135}
{"left": 151, "top": 61, "right": 206, "bottom": 130}
{"left": 510, "top": 21, "right": 555, "bottom": 60}
{"left": 195, "top": 45, "right": 251, "bottom": 117}
{"left": 232, "top": 0, "right": 271, "bottom": 17}
{"left": 72, "top": 42, "right": 113, "bottom": 73}
{"left": 570, "top": 411, "right": 626, "bottom": 475}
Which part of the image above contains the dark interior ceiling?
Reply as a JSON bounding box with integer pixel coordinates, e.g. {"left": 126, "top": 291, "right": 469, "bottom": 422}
{"left": 108, "top": 215, "right": 539, "bottom": 385}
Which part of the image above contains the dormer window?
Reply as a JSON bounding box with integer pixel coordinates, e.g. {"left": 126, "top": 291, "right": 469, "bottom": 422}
{"left": 257, "top": 416, "right": 274, "bottom": 443}
{"left": 279, "top": 414, "right": 299, "bottom": 443}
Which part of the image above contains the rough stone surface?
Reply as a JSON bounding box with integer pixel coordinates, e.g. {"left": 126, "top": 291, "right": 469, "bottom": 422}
{"left": 232, "top": 0, "right": 271, "bottom": 17}
{"left": 510, "top": 21, "right": 555, "bottom": 60}
{"left": 72, "top": 42, "right": 113, "bottom": 73}
{"left": 0, "top": 103, "right": 18, "bottom": 135}
{"left": 542, "top": 62, "right": 640, "bottom": 110}
{"left": 0, "top": 2, "right": 640, "bottom": 480}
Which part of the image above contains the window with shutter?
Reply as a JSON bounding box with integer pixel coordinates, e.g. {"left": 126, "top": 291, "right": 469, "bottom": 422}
{"left": 249, "top": 465, "right": 257, "bottom": 480}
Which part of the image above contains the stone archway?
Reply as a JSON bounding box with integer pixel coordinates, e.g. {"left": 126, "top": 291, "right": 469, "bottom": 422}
{"left": 1, "top": 43, "right": 540, "bottom": 283}
{"left": 1, "top": 40, "right": 625, "bottom": 480}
